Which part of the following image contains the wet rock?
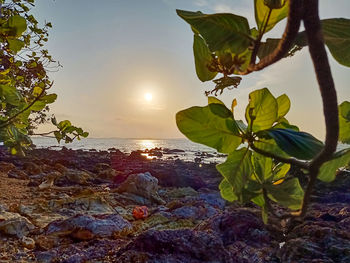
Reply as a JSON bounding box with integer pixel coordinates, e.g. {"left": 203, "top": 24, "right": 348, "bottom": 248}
{"left": 116, "top": 229, "right": 232, "bottom": 263}
{"left": 45, "top": 214, "right": 132, "bottom": 240}
{"left": 116, "top": 172, "right": 165, "bottom": 205}
{"left": 0, "top": 211, "right": 35, "bottom": 238}
{"left": 0, "top": 161, "right": 15, "bottom": 173}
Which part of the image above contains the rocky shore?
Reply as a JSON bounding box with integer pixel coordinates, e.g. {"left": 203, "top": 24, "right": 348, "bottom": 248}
{"left": 0, "top": 147, "right": 349, "bottom": 262}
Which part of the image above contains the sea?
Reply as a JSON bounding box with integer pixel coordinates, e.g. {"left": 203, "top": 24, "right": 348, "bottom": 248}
{"left": 30, "top": 137, "right": 349, "bottom": 164}
{"left": 31, "top": 137, "right": 224, "bottom": 163}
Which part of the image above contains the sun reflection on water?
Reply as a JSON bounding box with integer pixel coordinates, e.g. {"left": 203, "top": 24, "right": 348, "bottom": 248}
{"left": 137, "top": 140, "right": 156, "bottom": 150}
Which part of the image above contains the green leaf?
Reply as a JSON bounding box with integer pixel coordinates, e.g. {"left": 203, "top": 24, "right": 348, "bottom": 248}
{"left": 177, "top": 9, "right": 251, "bottom": 54}
{"left": 265, "top": 128, "right": 324, "bottom": 160}
{"left": 216, "top": 148, "right": 252, "bottom": 199}
{"left": 7, "top": 39, "right": 25, "bottom": 53}
{"left": 266, "top": 178, "right": 304, "bottom": 210}
{"left": 58, "top": 120, "right": 72, "bottom": 131}
{"left": 321, "top": 18, "right": 350, "bottom": 67}
{"left": 176, "top": 105, "right": 241, "bottom": 153}
{"left": 272, "top": 162, "right": 290, "bottom": 182}
{"left": 251, "top": 153, "right": 273, "bottom": 183}
{"left": 0, "top": 84, "right": 22, "bottom": 106}
{"left": 7, "top": 15, "right": 27, "bottom": 37}
{"left": 193, "top": 35, "right": 217, "bottom": 81}
{"left": 257, "top": 38, "right": 280, "bottom": 59}
{"left": 208, "top": 99, "right": 232, "bottom": 119}
{"left": 318, "top": 148, "right": 350, "bottom": 182}
{"left": 276, "top": 94, "right": 290, "bottom": 119}
{"left": 254, "top": 0, "right": 288, "bottom": 34}
{"left": 254, "top": 138, "right": 290, "bottom": 158}
{"left": 294, "top": 19, "right": 350, "bottom": 67}
{"left": 245, "top": 88, "right": 278, "bottom": 132}
{"left": 219, "top": 179, "right": 237, "bottom": 202}
{"left": 339, "top": 101, "right": 350, "bottom": 144}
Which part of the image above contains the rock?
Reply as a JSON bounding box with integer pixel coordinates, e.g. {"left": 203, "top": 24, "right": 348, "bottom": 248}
{"left": 21, "top": 236, "right": 35, "bottom": 249}
{"left": 55, "top": 169, "right": 93, "bottom": 186}
{"left": 54, "top": 163, "right": 68, "bottom": 174}
{"left": 97, "top": 168, "right": 118, "bottom": 182}
{"left": 197, "top": 210, "right": 270, "bottom": 245}
{"left": 8, "top": 168, "right": 28, "bottom": 180}
{"left": 0, "top": 211, "right": 35, "bottom": 238}
{"left": 45, "top": 214, "right": 132, "bottom": 240}
{"left": 116, "top": 172, "right": 165, "bottom": 205}
{"left": 116, "top": 229, "right": 232, "bottom": 263}
{"left": 0, "top": 161, "right": 16, "bottom": 173}
{"left": 48, "top": 191, "right": 115, "bottom": 215}
{"left": 23, "top": 162, "right": 42, "bottom": 175}
{"left": 38, "top": 172, "right": 61, "bottom": 190}
{"left": 128, "top": 150, "right": 147, "bottom": 161}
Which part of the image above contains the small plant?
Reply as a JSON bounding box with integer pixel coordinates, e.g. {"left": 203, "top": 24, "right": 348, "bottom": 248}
{"left": 0, "top": 0, "right": 88, "bottom": 155}
{"left": 176, "top": 0, "right": 350, "bottom": 223}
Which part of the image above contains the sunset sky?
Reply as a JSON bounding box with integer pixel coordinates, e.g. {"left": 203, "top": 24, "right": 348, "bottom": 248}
{"left": 33, "top": 0, "right": 350, "bottom": 140}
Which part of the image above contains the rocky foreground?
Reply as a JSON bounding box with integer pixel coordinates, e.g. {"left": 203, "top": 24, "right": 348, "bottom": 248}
{"left": 0, "top": 147, "right": 350, "bottom": 263}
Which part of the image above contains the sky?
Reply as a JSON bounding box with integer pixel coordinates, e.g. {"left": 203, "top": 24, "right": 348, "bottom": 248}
{"left": 32, "top": 0, "right": 350, "bottom": 140}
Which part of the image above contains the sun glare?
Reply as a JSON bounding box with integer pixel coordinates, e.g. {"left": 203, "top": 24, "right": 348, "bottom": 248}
{"left": 144, "top": 93, "right": 153, "bottom": 102}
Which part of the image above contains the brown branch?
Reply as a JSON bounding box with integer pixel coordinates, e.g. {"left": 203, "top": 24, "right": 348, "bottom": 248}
{"left": 241, "top": 0, "right": 303, "bottom": 75}
{"left": 295, "top": 0, "right": 339, "bottom": 218}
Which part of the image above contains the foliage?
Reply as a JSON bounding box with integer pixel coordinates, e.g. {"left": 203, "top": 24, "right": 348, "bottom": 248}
{"left": 0, "top": 0, "right": 88, "bottom": 155}
{"left": 176, "top": 0, "right": 350, "bottom": 223}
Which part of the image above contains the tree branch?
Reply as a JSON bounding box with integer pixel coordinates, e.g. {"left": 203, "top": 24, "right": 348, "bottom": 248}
{"left": 295, "top": 0, "right": 339, "bottom": 218}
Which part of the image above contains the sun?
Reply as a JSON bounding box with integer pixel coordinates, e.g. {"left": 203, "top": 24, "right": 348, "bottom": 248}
{"left": 144, "top": 93, "right": 153, "bottom": 102}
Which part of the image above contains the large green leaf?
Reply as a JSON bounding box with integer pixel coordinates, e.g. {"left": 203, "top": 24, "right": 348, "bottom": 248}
{"left": 321, "top": 18, "right": 350, "bottom": 67}
{"left": 177, "top": 9, "right": 251, "bottom": 54}
{"left": 294, "top": 19, "right": 350, "bottom": 67}
{"left": 254, "top": 138, "right": 290, "bottom": 158}
{"left": 266, "top": 177, "right": 304, "bottom": 210}
{"left": 254, "top": 0, "right": 288, "bottom": 34}
{"left": 176, "top": 105, "right": 241, "bottom": 153}
{"left": 216, "top": 148, "right": 252, "bottom": 199}
{"left": 265, "top": 128, "right": 324, "bottom": 160}
{"left": 219, "top": 179, "right": 237, "bottom": 202}
{"left": 193, "top": 35, "right": 217, "bottom": 82}
{"left": 318, "top": 148, "right": 350, "bottom": 182}
{"left": 339, "top": 101, "right": 350, "bottom": 144}
{"left": 245, "top": 88, "right": 278, "bottom": 132}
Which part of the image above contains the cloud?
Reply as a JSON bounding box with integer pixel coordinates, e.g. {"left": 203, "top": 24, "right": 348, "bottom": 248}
{"left": 194, "top": 0, "right": 209, "bottom": 7}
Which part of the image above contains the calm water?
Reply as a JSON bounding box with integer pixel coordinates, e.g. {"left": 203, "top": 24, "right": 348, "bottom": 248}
{"left": 31, "top": 137, "right": 224, "bottom": 163}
